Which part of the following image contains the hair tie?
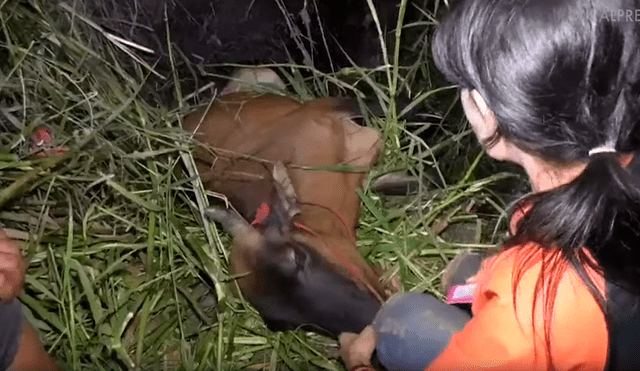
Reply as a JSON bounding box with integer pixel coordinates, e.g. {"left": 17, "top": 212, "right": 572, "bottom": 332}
{"left": 588, "top": 146, "right": 617, "bottom": 156}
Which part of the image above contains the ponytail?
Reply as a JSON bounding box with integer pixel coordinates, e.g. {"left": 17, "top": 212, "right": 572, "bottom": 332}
{"left": 504, "top": 151, "right": 640, "bottom": 370}
{"left": 510, "top": 151, "right": 640, "bottom": 296}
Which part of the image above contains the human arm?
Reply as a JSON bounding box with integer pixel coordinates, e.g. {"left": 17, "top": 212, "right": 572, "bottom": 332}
{"left": 0, "top": 229, "right": 26, "bottom": 303}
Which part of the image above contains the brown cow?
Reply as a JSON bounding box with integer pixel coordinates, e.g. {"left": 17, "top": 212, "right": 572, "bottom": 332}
{"left": 183, "top": 70, "right": 386, "bottom": 336}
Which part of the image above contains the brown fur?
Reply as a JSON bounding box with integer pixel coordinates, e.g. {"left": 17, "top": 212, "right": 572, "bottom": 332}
{"left": 184, "top": 91, "right": 387, "bottom": 310}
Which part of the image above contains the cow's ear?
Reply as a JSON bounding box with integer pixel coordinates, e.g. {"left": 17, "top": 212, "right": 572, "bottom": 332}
{"left": 261, "top": 163, "right": 308, "bottom": 275}
{"left": 342, "top": 119, "right": 383, "bottom": 167}
{"left": 267, "top": 161, "right": 300, "bottom": 233}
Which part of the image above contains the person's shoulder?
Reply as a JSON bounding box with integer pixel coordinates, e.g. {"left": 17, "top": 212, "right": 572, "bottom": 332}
{"left": 480, "top": 243, "right": 543, "bottom": 282}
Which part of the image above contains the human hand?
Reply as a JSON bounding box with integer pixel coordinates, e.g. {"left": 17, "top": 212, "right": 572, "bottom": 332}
{"left": 339, "top": 325, "right": 377, "bottom": 370}
{"left": 0, "top": 229, "right": 27, "bottom": 303}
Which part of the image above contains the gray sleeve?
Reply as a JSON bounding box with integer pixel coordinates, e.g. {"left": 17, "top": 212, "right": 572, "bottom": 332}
{"left": 373, "top": 292, "right": 471, "bottom": 371}
{"left": 0, "top": 300, "right": 23, "bottom": 371}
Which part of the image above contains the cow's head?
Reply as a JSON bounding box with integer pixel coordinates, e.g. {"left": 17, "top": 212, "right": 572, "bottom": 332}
{"left": 205, "top": 163, "right": 382, "bottom": 336}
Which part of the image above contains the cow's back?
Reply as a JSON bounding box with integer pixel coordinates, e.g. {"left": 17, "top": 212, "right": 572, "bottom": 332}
{"left": 183, "top": 92, "right": 381, "bottom": 223}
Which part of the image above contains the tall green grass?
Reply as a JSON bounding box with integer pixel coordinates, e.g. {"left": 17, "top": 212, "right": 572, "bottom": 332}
{"left": 0, "top": 0, "right": 520, "bottom": 369}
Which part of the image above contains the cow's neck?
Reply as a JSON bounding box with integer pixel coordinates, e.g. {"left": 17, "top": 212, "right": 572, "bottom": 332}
{"left": 296, "top": 201, "right": 358, "bottom": 239}
{"left": 287, "top": 169, "right": 365, "bottom": 238}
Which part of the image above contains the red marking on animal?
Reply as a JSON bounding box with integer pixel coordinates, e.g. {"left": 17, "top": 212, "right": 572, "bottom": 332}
{"left": 29, "top": 125, "right": 68, "bottom": 158}
{"left": 183, "top": 72, "right": 387, "bottom": 335}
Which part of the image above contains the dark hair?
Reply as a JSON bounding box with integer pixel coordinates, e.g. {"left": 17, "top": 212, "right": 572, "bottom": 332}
{"left": 433, "top": 0, "right": 640, "bottom": 367}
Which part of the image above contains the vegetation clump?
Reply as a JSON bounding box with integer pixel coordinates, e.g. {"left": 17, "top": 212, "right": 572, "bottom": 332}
{"left": 0, "top": 0, "right": 520, "bottom": 369}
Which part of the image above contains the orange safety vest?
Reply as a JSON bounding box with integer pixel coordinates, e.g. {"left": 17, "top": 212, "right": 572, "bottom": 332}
{"left": 427, "top": 206, "right": 640, "bottom": 370}
{"left": 427, "top": 242, "right": 608, "bottom": 371}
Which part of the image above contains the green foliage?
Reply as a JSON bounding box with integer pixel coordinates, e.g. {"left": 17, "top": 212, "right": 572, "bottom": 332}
{"left": 0, "top": 0, "right": 522, "bottom": 369}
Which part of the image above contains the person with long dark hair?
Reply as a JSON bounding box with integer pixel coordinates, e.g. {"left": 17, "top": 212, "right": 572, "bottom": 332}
{"left": 339, "top": 0, "right": 640, "bottom": 370}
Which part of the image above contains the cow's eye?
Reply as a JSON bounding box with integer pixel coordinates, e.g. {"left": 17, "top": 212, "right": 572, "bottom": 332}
{"left": 275, "top": 244, "right": 307, "bottom": 277}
